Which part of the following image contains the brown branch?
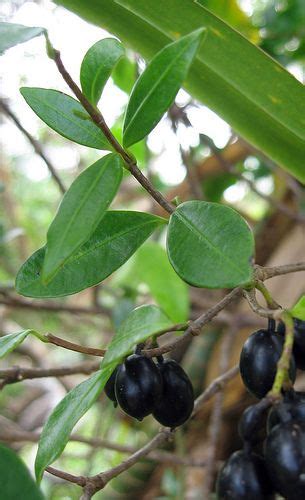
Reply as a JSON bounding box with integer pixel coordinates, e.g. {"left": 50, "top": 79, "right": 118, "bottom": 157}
{"left": 243, "top": 288, "right": 282, "bottom": 320}
{"left": 0, "top": 429, "right": 208, "bottom": 468}
{"left": 46, "top": 466, "right": 87, "bottom": 487}
{"left": 193, "top": 365, "right": 239, "bottom": 412}
{"left": 45, "top": 333, "right": 106, "bottom": 357}
{"left": 255, "top": 262, "right": 305, "bottom": 281}
{"left": 143, "top": 287, "right": 242, "bottom": 357}
{"left": 49, "top": 44, "right": 174, "bottom": 215}
{"left": 180, "top": 148, "right": 203, "bottom": 200}
{"left": 0, "top": 294, "right": 110, "bottom": 316}
{"left": 0, "top": 97, "right": 66, "bottom": 194}
{"left": 0, "top": 361, "right": 100, "bottom": 388}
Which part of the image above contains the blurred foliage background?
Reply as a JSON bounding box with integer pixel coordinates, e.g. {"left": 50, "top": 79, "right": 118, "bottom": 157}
{"left": 0, "top": 1, "right": 305, "bottom": 498}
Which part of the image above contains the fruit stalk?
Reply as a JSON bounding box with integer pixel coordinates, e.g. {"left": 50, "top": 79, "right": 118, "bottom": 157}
{"left": 270, "top": 311, "right": 294, "bottom": 397}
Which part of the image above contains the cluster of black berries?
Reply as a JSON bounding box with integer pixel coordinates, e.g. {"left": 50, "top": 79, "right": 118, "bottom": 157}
{"left": 104, "top": 351, "right": 194, "bottom": 428}
{"left": 217, "top": 318, "right": 305, "bottom": 499}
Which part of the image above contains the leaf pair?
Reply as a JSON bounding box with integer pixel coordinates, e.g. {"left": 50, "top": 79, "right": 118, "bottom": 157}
{"left": 15, "top": 151, "right": 166, "bottom": 292}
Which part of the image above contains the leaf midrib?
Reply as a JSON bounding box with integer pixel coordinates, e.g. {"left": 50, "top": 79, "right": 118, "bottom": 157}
{"left": 25, "top": 90, "right": 106, "bottom": 145}
{"left": 37, "top": 370, "right": 105, "bottom": 475}
{"left": 45, "top": 155, "right": 116, "bottom": 274}
{"left": 51, "top": 217, "right": 160, "bottom": 272}
{"left": 90, "top": 50, "right": 121, "bottom": 104}
{"left": 174, "top": 209, "right": 248, "bottom": 279}
{"left": 24, "top": 217, "right": 162, "bottom": 291}
{"left": 123, "top": 35, "right": 196, "bottom": 141}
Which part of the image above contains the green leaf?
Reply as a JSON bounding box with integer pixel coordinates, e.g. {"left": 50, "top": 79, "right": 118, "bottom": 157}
{"left": 0, "top": 22, "right": 44, "bottom": 54}
{"left": 167, "top": 201, "right": 254, "bottom": 288}
{"left": 16, "top": 211, "right": 166, "bottom": 297}
{"left": 42, "top": 154, "right": 123, "bottom": 283}
{"left": 0, "top": 445, "right": 44, "bottom": 499}
{"left": 102, "top": 304, "right": 174, "bottom": 369}
{"left": 80, "top": 38, "right": 124, "bottom": 105}
{"left": 114, "top": 242, "right": 189, "bottom": 323}
{"left": 0, "top": 330, "right": 35, "bottom": 359}
{"left": 55, "top": 0, "right": 305, "bottom": 182}
{"left": 35, "top": 369, "right": 109, "bottom": 483}
{"left": 291, "top": 296, "right": 305, "bottom": 321}
{"left": 123, "top": 28, "right": 204, "bottom": 147}
{"left": 20, "top": 87, "right": 112, "bottom": 150}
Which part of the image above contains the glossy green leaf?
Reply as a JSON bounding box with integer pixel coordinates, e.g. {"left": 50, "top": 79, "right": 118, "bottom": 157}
{"left": 0, "top": 445, "right": 44, "bottom": 499}
{"left": 20, "top": 87, "right": 112, "bottom": 150}
{"left": 42, "top": 154, "right": 123, "bottom": 283}
{"left": 0, "top": 22, "right": 44, "bottom": 54}
{"left": 291, "top": 296, "right": 305, "bottom": 321}
{"left": 102, "top": 304, "right": 174, "bottom": 369}
{"left": 123, "top": 28, "right": 204, "bottom": 147}
{"left": 80, "top": 38, "right": 124, "bottom": 105}
{"left": 16, "top": 211, "right": 165, "bottom": 297}
{"left": 0, "top": 330, "right": 36, "bottom": 359}
{"left": 35, "top": 369, "right": 109, "bottom": 483}
{"left": 167, "top": 201, "right": 254, "bottom": 288}
{"left": 114, "top": 242, "right": 189, "bottom": 323}
{"left": 55, "top": 0, "right": 305, "bottom": 182}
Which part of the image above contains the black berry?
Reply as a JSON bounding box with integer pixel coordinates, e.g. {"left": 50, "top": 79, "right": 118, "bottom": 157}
{"left": 239, "top": 328, "right": 296, "bottom": 399}
{"left": 216, "top": 450, "right": 274, "bottom": 499}
{"left": 264, "top": 421, "right": 305, "bottom": 499}
{"left": 115, "top": 354, "right": 162, "bottom": 421}
{"left": 153, "top": 359, "right": 194, "bottom": 428}
{"left": 267, "top": 391, "right": 305, "bottom": 432}
{"left": 105, "top": 365, "right": 120, "bottom": 406}
{"left": 238, "top": 400, "right": 270, "bottom": 444}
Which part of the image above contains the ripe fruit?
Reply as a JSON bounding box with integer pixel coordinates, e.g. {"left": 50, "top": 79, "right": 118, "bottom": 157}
{"left": 216, "top": 450, "right": 274, "bottom": 499}
{"left": 105, "top": 366, "right": 120, "bottom": 406}
{"left": 238, "top": 400, "right": 269, "bottom": 444}
{"left": 264, "top": 421, "right": 305, "bottom": 499}
{"left": 278, "top": 318, "right": 305, "bottom": 370}
{"left": 115, "top": 354, "right": 162, "bottom": 421}
{"left": 239, "top": 329, "right": 296, "bottom": 399}
{"left": 267, "top": 391, "right": 305, "bottom": 432}
{"left": 153, "top": 359, "right": 194, "bottom": 428}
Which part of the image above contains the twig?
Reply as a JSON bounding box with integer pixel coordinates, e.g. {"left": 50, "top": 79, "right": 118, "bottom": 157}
{"left": 0, "top": 361, "right": 100, "bottom": 388}
{"left": 0, "top": 98, "right": 66, "bottom": 194}
{"left": 243, "top": 288, "right": 282, "bottom": 319}
{"left": 0, "top": 294, "right": 110, "bottom": 316}
{"left": 255, "top": 262, "right": 305, "bottom": 281}
{"left": 180, "top": 148, "right": 203, "bottom": 200}
{"left": 0, "top": 429, "right": 208, "bottom": 467}
{"left": 47, "top": 42, "right": 174, "bottom": 215}
{"left": 193, "top": 365, "right": 239, "bottom": 413}
{"left": 143, "top": 287, "right": 242, "bottom": 357}
{"left": 45, "top": 333, "right": 106, "bottom": 357}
